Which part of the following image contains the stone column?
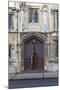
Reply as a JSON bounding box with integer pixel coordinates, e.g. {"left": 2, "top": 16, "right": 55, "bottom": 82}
{"left": 20, "top": 42, "right": 24, "bottom": 72}
{"left": 55, "top": 12, "right": 58, "bottom": 31}
{"left": 42, "top": 5, "right": 48, "bottom": 32}
{"left": 44, "top": 40, "right": 49, "bottom": 71}
{"left": 20, "top": 3, "right": 26, "bottom": 32}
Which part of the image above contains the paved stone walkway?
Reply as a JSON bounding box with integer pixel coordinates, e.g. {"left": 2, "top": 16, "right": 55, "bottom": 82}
{"left": 9, "top": 71, "right": 58, "bottom": 80}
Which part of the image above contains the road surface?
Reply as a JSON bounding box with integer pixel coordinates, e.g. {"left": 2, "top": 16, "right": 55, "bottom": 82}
{"left": 9, "top": 78, "right": 58, "bottom": 89}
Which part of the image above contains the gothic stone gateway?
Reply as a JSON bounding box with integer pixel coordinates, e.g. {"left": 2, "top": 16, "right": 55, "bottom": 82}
{"left": 20, "top": 32, "right": 48, "bottom": 72}
{"left": 8, "top": 2, "right": 58, "bottom": 75}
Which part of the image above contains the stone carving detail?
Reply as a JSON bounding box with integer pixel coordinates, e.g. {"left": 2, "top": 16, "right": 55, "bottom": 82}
{"left": 42, "top": 5, "right": 48, "bottom": 32}
{"left": 20, "top": 2, "right": 26, "bottom": 31}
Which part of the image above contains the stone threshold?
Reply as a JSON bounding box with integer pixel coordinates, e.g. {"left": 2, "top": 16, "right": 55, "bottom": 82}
{"left": 9, "top": 71, "right": 58, "bottom": 80}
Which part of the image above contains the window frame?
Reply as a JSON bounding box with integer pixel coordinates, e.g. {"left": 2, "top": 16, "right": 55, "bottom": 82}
{"left": 8, "top": 13, "right": 14, "bottom": 30}
{"left": 9, "top": 44, "right": 12, "bottom": 58}
{"left": 51, "top": 10, "right": 58, "bottom": 32}
{"left": 28, "top": 8, "right": 39, "bottom": 23}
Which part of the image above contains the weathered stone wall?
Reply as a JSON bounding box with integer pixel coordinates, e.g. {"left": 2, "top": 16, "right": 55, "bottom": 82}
{"left": 8, "top": 2, "right": 58, "bottom": 73}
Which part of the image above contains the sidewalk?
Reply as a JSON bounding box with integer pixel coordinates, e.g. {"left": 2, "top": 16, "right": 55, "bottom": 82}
{"left": 9, "top": 71, "right": 58, "bottom": 80}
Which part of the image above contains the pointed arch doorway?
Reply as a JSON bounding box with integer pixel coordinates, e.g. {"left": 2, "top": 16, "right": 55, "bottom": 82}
{"left": 24, "top": 37, "right": 44, "bottom": 71}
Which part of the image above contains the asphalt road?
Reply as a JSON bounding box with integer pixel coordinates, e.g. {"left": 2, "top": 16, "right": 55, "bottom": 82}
{"left": 9, "top": 78, "right": 58, "bottom": 89}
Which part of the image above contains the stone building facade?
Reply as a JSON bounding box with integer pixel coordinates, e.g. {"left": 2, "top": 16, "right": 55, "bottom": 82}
{"left": 8, "top": 2, "right": 59, "bottom": 73}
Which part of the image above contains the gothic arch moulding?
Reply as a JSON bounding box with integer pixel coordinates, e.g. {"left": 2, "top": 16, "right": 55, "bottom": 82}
{"left": 20, "top": 32, "right": 48, "bottom": 72}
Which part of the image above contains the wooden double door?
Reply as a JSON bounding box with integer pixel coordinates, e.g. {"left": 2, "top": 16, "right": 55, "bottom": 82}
{"left": 24, "top": 38, "right": 44, "bottom": 71}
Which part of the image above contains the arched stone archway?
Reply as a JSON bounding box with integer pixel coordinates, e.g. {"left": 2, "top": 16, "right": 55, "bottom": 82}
{"left": 20, "top": 32, "right": 48, "bottom": 72}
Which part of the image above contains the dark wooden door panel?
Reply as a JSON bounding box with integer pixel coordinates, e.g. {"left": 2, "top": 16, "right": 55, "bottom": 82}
{"left": 24, "top": 38, "right": 44, "bottom": 71}
{"left": 37, "top": 57, "right": 44, "bottom": 70}
{"left": 24, "top": 40, "right": 33, "bottom": 70}
{"left": 24, "top": 58, "right": 31, "bottom": 70}
{"left": 31, "top": 53, "right": 38, "bottom": 70}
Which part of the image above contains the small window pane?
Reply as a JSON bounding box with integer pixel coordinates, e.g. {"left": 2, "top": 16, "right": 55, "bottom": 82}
{"left": 35, "top": 10, "right": 38, "bottom": 22}
{"left": 52, "top": 11, "right": 58, "bottom": 31}
{"left": 29, "top": 8, "right": 38, "bottom": 23}
{"left": 9, "top": 45, "right": 12, "bottom": 58}
{"left": 8, "top": 14, "right": 14, "bottom": 29}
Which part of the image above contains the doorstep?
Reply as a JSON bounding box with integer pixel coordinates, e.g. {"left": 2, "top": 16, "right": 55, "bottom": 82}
{"left": 9, "top": 71, "right": 58, "bottom": 80}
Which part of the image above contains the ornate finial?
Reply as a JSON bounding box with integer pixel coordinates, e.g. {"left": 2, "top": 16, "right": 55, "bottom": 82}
{"left": 42, "top": 4, "right": 48, "bottom": 12}
{"left": 20, "top": 2, "right": 26, "bottom": 11}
